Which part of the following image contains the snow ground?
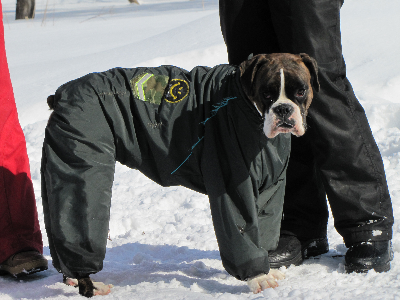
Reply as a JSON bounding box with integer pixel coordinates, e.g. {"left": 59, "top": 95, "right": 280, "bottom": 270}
{"left": 1, "top": 0, "right": 400, "bottom": 298}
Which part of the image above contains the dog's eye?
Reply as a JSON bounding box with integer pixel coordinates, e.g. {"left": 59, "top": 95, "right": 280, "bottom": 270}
{"left": 263, "top": 92, "right": 272, "bottom": 101}
{"left": 296, "top": 89, "right": 306, "bottom": 97}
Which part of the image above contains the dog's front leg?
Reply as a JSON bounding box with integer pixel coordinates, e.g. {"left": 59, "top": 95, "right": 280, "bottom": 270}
{"left": 247, "top": 269, "right": 285, "bottom": 294}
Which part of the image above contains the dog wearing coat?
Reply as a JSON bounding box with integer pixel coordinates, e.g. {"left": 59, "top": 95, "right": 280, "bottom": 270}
{"left": 42, "top": 53, "right": 319, "bottom": 297}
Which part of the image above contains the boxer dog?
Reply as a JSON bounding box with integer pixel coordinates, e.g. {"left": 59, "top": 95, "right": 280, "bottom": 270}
{"left": 46, "top": 53, "right": 319, "bottom": 297}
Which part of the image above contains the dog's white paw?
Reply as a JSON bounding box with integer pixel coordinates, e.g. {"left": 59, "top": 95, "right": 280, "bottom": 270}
{"left": 93, "top": 281, "right": 114, "bottom": 296}
{"left": 247, "top": 270, "right": 285, "bottom": 294}
{"left": 64, "top": 277, "right": 78, "bottom": 286}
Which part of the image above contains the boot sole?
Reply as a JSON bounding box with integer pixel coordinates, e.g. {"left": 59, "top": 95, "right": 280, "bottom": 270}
{"left": 0, "top": 258, "right": 48, "bottom": 277}
{"left": 345, "top": 262, "right": 390, "bottom": 274}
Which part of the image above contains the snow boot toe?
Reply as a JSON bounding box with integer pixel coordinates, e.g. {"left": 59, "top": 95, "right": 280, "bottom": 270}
{"left": 0, "top": 250, "right": 48, "bottom": 277}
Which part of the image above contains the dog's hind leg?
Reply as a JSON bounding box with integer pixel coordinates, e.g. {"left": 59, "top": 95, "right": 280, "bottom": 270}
{"left": 41, "top": 75, "right": 117, "bottom": 282}
{"left": 63, "top": 275, "right": 113, "bottom": 297}
{"left": 78, "top": 277, "right": 96, "bottom": 298}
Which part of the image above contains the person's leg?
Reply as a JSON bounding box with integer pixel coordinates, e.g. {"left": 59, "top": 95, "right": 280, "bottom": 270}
{"left": 0, "top": 107, "right": 43, "bottom": 262}
{"left": 281, "top": 130, "right": 329, "bottom": 240}
{"left": 219, "top": 0, "right": 393, "bottom": 271}
{"left": 268, "top": 0, "right": 393, "bottom": 271}
{"left": 0, "top": 108, "right": 48, "bottom": 276}
{"left": 219, "top": 0, "right": 280, "bottom": 65}
{"left": 274, "top": 0, "right": 392, "bottom": 243}
{"left": 0, "top": 1, "right": 46, "bottom": 275}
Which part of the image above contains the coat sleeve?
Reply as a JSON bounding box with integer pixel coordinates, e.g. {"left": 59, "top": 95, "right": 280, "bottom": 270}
{"left": 206, "top": 167, "right": 286, "bottom": 281}
{"left": 198, "top": 73, "right": 290, "bottom": 281}
{"left": 201, "top": 118, "right": 288, "bottom": 280}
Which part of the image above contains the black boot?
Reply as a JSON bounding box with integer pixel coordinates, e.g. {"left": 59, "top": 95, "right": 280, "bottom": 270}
{"left": 269, "top": 235, "right": 329, "bottom": 268}
{"left": 345, "top": 240, "right": 393, "bottom": 273}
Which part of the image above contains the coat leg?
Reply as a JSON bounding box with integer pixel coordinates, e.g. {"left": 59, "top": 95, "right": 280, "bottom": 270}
{"left": 41, "top": 76, "right": 116, "bottom": 278}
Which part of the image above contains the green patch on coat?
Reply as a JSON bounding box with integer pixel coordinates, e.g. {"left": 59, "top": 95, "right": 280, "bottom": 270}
{"left": 131, "top": 73, "right": 169, "bottom": 105}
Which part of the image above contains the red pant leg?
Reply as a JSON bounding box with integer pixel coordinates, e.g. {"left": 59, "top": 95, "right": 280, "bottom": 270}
{"left": 0, "top": 0, "right": 43, "bottom": 263}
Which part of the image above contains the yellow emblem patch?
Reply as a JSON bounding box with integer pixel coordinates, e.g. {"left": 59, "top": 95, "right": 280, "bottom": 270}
{"left": 164, "top": 79, "right": 189, "bottom": 103}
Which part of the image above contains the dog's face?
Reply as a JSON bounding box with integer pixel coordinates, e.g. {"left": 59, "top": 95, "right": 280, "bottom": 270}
{"left": 239, "top": 53, "right": 319, "bottom": 138}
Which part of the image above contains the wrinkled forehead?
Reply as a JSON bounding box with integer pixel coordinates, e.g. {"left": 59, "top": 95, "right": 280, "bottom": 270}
{"left": 264, "top": 59, "right": 310, "bottom": 83}
{"left": 259, "top": 59, "right": 311, "bottom": 92}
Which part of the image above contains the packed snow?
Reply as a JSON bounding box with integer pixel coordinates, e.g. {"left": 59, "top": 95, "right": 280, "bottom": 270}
{"left": 1, "top": 0, "right": 400, "bottom": 298}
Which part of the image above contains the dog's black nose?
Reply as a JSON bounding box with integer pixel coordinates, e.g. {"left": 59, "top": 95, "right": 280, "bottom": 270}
{"left": 273, "top": 104, "right": 294, "bottom": 118}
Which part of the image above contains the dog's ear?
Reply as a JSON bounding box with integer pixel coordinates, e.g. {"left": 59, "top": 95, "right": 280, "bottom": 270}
{"left": 239, "top": 54, "right": 269, "bottom": 98}
{"left": 300, "top": 53, "right": 320, "bottom": 92}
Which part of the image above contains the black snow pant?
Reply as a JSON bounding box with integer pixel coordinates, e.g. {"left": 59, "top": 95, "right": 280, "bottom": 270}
{"left": 219, "top": 0, "right": 393, "bottom": 244}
